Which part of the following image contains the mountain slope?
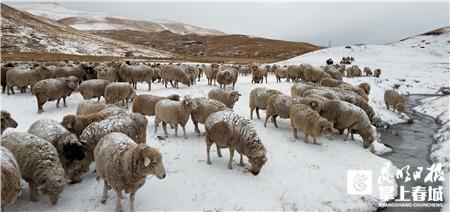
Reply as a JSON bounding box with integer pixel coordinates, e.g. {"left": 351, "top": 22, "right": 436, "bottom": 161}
{"left": 10, "top": 2, "right": 225, "bottom": 36}
{"left": 89, "top": 29, "right": 321, "bottom": 60}
{"left": 1, "top": 3, "right": 172, "bottom": 58}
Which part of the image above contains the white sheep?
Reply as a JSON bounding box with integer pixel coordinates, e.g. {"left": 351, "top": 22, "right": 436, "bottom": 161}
{"left": 78, "top": 79, "right": 110, "bottom": 102}
{"left": 2, "top": 132, "right": 65, "bottom": 204}
{"left": 205, "top": 111, "right": 267, "bottom": 175}
{"left": 320, "top": 100, "right": 377, "bottom": 148}
{"left": 154, "top": 96, "right": 198, "bottom": 138}
{"left": 75, "top": 113, "right": 148, "bottom": 182}
{"left": 28, "top": 119, "right": 86, "bottom": 183}
{"left": 384, "top": 89, "right": 406, "bottom": 113}
{"left": 0, "top": 146, "right": 21, "bottom": 210}
{"left": 216, "top": 68, "right": 238, "bottom": 90}
{"left": 208, "top": 88, "right": 241, "bottom": 109}
{"left": 289, "top": 104, "right": 333, "bottom": 144}
{"left": 32, "top": 76, "right": 79, "bottom": 113}
{"left": 118, "top": 62, "right": 154, "bottom": 90}
{"left": 191, "top": 97, "right": 229, "bottom": 135}
{"left": 94, "top": 132, "right": 166, "bottom": 212}
{"left": 249, "top": 87, "right": 283, "bottom": 119}
{"left": 104, "top": 82, "right": 136, "bottom": 108}
{"left": 76, "top": 100, "right": 107, "bottom": 115}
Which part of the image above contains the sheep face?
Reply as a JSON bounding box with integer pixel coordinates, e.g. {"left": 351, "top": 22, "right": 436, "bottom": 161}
{"left": 230, "top": 91, "right": 241, "bottom": 102}
{"left": 248, "top": 152, "right": 267, "bottom": 176}
{"left": 318, "top": 120, "right": 333, "bottom": 137}
{"left": 396, "top": 103, "right": 406, "bottom": 112}
{"left": 1, "top": 111, "right": 18, "bottom": 133}
{"left": 61, "top": 115, "right": 76, "bottom": 131}
{"left": 138, "top": 145, "right": 166, "bottom": 179}
{"left": 183, "top": 97, "right": 198, "bottom": 111}
{"left": 40, "top": 175, "right": 65, "bottom": 205}
{"left": 65, "top": 76, "right": 79, "bottom": 91}
{"left": 361, "top": 127, "right": 377, "bottom": 149}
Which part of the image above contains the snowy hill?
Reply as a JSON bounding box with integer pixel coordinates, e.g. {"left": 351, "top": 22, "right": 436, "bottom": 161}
{"left": 1, "top": 3, "right": 172, "bottom": 57}
{"left": 277, "top": 26, "right": 449, "bottom": 125}
{"left": 10, "top": 2, "right": 226, "bottom": 36}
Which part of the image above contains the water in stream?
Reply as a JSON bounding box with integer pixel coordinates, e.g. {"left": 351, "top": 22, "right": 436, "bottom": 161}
{"left": 379, "top": 95, "right": 444, "bottom": 212}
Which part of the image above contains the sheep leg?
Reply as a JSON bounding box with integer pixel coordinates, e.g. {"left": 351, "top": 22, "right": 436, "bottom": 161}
{"left": 115, "top": 190, "right": 123, "bottom": 212}
{"left": 182, "top": 125, "right": 187, "bottom": 139}
{"left": 37, "top": 97, "right": 44, "bottom": 113}
{"left": 130, "top": 192, "right": 136, "bottom": 212}
{"left": 63, "top": 97, "right": 67, "bottom": 107}
{"left": 148, "top": 82, "right": 151, "bottom": 91}
{"left": 239, "top": 154, "right": 245, "bottom": 166}
{"left": 29, "top": 182, "right": 39, "bottom": 202}
{"left": 250, "top": 107, "right": 254, "bottom": 120}
{"left": 56, "top": 98, "right": 61, "bottom": 108}
{"left": 154, "top": 118, "right": 160, "bottom": 134}
{"left": 193, "top": 120, "right": 201, "bottom": 135}
{"left": 101, "top": 181, "right": 109, "bottom": 204}
{"left": 256, "top": 108, "right": 261, "bottom": 119}
{"left": 228, "top": 148, "right": 235, "bottom": 169}
{"left": 216, "top": 144, "right": 222, "bottom": 157}
{"left": 272, "top": 115, "right": 279, "bottom": 128}
{"left": 121, "top": 99, "right": 125, "bottom": 107}
{"left": 263, "top": 110, "right": 272, "bottom": 127}
{"left": 345, "top": 129, "right": 350, "bottom": 141}
{"left": 162, "top": 122, "right": 168, "bottom": 137}
{"left": 304, "top": 135, "right": 309, "bottom": 144}
{"left": 292, "top": 127, "right": 298, "bottom": 139}
{"left": 206, "top": 140, "right": 212, "bottom": 165}
{"left": 313, "top": 136, "right": 319, "bottom": 144}
{"left": 125, "top": 99, "right": 129, "bottom": 109}
{"left": 97, "top": 97, "right": 101, "bottom": 102}
{"left": 174, "top": 124, "right": 178, "bottom": 137}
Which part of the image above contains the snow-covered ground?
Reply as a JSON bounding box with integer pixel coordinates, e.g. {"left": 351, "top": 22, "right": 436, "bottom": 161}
{"left": 3, "top": 75, "right": 397, "bottom": 211}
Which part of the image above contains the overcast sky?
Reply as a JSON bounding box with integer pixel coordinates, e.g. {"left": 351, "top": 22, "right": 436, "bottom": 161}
{"left": 11, "top": 1, "right": 450, "bottom": 46}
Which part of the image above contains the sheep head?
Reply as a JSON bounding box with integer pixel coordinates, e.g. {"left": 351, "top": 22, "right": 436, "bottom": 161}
{"left": 396, "top": 103, "right": 406, "bottom": 112}
{"left": 61, "top": 115, "right": 76, "bottom": 131}
{"left": 230, "top": 91, "right": 241, "bottom": 102}
{"left": 65, "top": 76, "right": 79, "bottom": 91}
{"left": 182, "top": 96, "right": 198, "bottom": 111}
{"left": 1, "top": 110, "right": 18, "bottom": 134}
{"left": 248, "top": 148, "right": 267, "bottom": 176}
{"left": 317, "top": 118, "right": 333, "bottom": 137}
{"left": 39, "top": 175, "right": 65, "bottom": 205}
{"left": 136, "top": 144, "right": 166, "bottom": 179}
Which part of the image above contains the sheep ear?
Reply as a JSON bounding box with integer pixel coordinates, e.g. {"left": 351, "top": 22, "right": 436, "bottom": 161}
{"left": 144, "top": 157, "right": 151, "bottom": 167}
{"left": 311, "top": 102, "right": 317, "bottom": 107}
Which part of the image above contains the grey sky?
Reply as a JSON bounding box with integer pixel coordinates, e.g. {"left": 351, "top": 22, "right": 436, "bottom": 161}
{"left": 14, "top": 1, "right": 450, "bottom": 46}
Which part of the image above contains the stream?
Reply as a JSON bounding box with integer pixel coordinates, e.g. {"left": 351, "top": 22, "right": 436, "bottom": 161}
{"left": 379, "top": 94, "right": 444, "bottom": 212}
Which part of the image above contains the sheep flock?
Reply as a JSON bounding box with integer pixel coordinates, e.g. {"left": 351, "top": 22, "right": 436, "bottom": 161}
{"left": 2, "top": 59, "right": 405, "bottom": 211}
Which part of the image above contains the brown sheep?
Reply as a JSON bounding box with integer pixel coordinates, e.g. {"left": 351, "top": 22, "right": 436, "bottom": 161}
{"left": 358, "top": 82, "right": 371, "bottom": 95}
{"left": 32, "top": 76, "right": 79, "bottom": 113}
{"left": 61, "top": 105, "right": 126, "bottom": 137}
{"left": 132, "top": 94, "right": 180, "bottom": 116}
{"left": 216, "top": 68, "right": 238, "bottom": 90}
{"left": 363, "top": 67, "right": 373, "bottom": 76}
{"left": 289, "top": 104, "right": 333, "bottom": 144}
{"left": 251, "top": 65, "right": 268, "bottom": 84}
{"left": 374, "top": 69, "right": 382, "bottom": 78}
{"left": 319, "top": 78, "right": 343, "bottom": 87}
{"left": 384, "top": 90, "right": 406, "bottom": 113}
